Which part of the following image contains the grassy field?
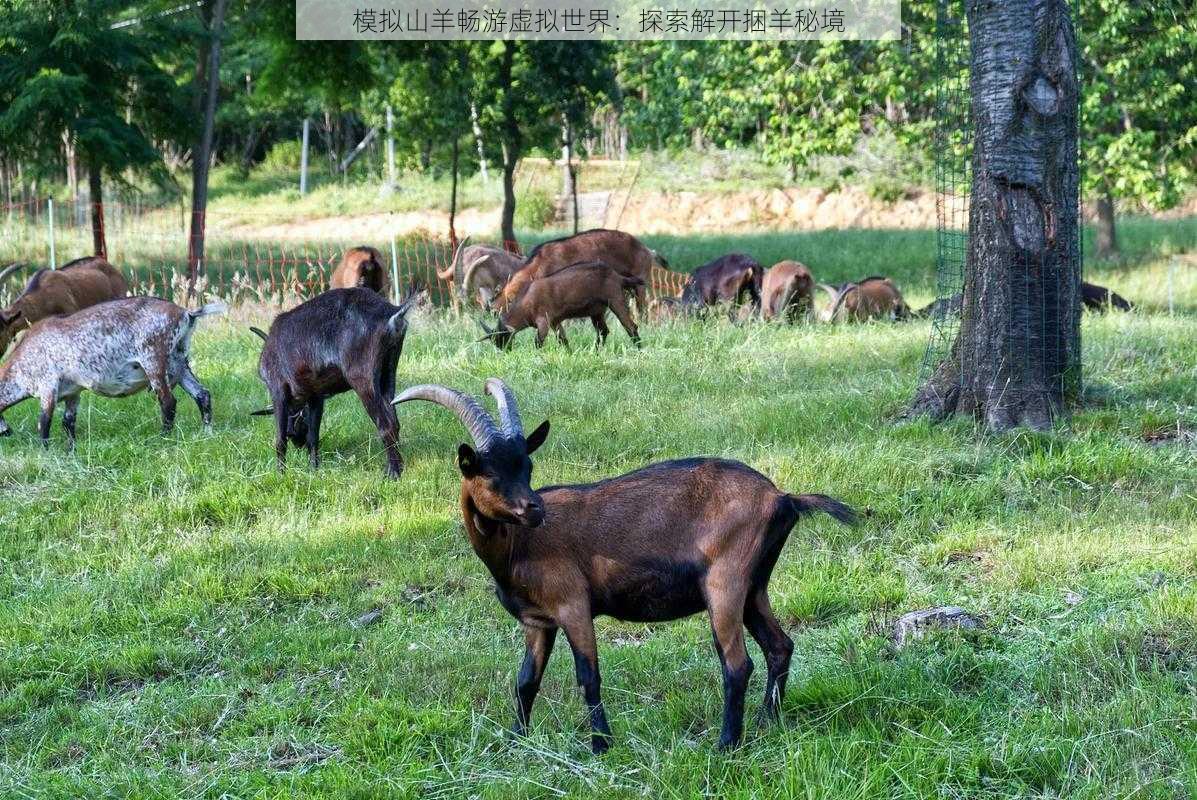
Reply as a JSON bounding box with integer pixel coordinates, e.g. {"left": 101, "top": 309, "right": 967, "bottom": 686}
{"left": 0, "top": 229, "right": 1195, "bottom": 798}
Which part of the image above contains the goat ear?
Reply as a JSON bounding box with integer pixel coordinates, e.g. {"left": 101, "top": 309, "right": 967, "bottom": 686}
{"left": 457, "top": 443, "right": 480, "bottom": 477}
{"left": 524, "top": 420, "right": 550, "bottom": 454}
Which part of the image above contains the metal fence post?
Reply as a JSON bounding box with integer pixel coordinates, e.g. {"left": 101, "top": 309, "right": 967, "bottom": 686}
{"left": 391, "top": 236, "right": 400, "bottom": 302}
{"left": 47, "top": 198, "right": 56, "bottom": 268}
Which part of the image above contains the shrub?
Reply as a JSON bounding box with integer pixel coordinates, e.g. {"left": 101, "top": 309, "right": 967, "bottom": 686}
{"left": 516, "top": 188, "right": 558, "bottom": 230}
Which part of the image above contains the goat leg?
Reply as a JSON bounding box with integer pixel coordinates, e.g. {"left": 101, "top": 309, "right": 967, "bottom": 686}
{"left": 706, "top": 589, "right": 753, "bottom": 751}
{"left": 607, "top": 295, "right": 641, "bottom": 348}
{"left": 589, "top": 314, "right": 609, "bottom": 347}
{"left": 146, "top": 367, "right": 177, "bottom": 434}
{"left": 744, "top": 589, "right": 794, "bottom": 724}
{"left": 513, "top": 624, "right": 558, "bottom": 737}
{"left": 37, "top": 391, "right": 56, "bottom": 448}
{"left": 561, "top": 614, "right": 612, "bottom": 754}
{"left": 305, "top": 397, "right": 325, "bottom": 469}
{"left": 178, "top": 362, "right": 213, "bottom": 429}
{"left": 62, "top": 395, "right": 80, "bottom": 452}
{"left": 272, "top": 391, "right": 291, "bottom": 472}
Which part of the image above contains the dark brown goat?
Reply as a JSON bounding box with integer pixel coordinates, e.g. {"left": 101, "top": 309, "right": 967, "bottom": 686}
{"left": 0, "top": 257, "right": 129, "bottom": 355}
{"left": 330, "top": 246, "right": 390, "bottom": 297}
{"left": 915, "top": 281, "right": 1132, "bottom": 318}
{"left": 251, "top": 286, "right": 420, "bottom": 477}
{"left": 393, "top": 380, "right": 855, "bottom": 752}
{"left": 680, "top": 253, "right": 763, "bottom": 311}
{"left": 482, "top": 261, "right": 642, "bottom": 349}
{"left": 761, "top": 260, "right": 815, "bottom": 322}
{"left": 495, "top": 229, "right": 665, "bottom": 315}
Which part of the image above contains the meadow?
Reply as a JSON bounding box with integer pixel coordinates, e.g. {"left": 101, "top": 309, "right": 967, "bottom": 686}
{"left": 0, "top": 225, "right": 1194, "bottom": 798}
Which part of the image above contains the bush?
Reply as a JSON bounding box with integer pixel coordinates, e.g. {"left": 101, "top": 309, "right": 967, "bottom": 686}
{"left": 515, "top": 188, "right": 557, "bottom": 230}
{"left": 263, "top": 140, "right": 304, "bottom": 172}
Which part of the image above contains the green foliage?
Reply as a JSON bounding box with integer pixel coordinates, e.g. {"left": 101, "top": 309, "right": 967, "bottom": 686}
{"left": 1080, "top": 0, "right": 1197, "bottom": 211}
{"left": 514, "top": 187, "right": 556, "bottom": 229}
{"left": 0, "top": 0, "right": 188, "bottom": 184}
{"left": 261, "top": 140, "right": 303, "bottom": 172}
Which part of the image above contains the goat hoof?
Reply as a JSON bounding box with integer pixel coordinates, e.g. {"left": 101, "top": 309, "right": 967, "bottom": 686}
{"left": 590, "top": 735, "right": 612, "bottom": 755}
{"left": 716, "top": 735, "right": 743, "bottom": 752}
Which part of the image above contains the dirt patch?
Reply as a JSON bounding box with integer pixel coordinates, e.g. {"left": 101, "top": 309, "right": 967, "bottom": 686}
{"left": 1142, "top": 423, "right": 1196, "bottom": 447}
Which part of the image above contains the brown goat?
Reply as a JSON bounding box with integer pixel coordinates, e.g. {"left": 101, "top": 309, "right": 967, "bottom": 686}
{"left": 494, "top": 229, "right": 665, "bottom": 315}
{"left": 482, "top": 261, "right": 642, "bottom": 349}
{"left": 0, "top": 257, "right": 128, "bottom": 356}
{"left": 393, "top": 380, "right": 856, "bottom": 752}
{"left": 330, "top": 246, "right": 390, "bottom": 297}
{"left": 819, "top": 276, "right": 912, "bottom": 322}
{"left": 761, "top": 261, "right": 815, "bottom": 322}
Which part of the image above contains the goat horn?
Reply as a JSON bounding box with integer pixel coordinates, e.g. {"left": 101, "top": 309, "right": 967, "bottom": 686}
{"left": 485, "top": 378, "right": 523, "bottom": 440}
{"left": 437, "top": 235, "right": 472, "bottom": 282}
{"left": 0, "top": 262, "right": 29, "bottom": 286}
{"left": 249, "top": 326, "right": 269, "bottom": 342}
{"left": 392, "top": 384, "right": 501, "bottom": 452}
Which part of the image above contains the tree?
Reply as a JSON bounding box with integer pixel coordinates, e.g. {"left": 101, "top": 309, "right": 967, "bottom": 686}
{"left": 187, "top": 0, "right": 229, "bottom": 297}
{"left": 472, "top": 41, "right": 615, "bottom": 247}
{"left": 1079, "top": 1, "right": 1196, "bottom": 256}
{"left": 909, "top": 0, "right": 1081, "bottom": 431}
{"left": 0, "top": 0, "right": 186, "bottom": 257}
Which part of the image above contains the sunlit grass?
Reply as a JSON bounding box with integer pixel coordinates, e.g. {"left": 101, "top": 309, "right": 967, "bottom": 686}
{"left": 1, "top": 244, "right": 1194, "bottom": 797}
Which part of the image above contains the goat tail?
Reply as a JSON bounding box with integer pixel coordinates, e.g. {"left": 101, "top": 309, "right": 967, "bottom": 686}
{"left": 787, "top": 493, "right": 857, "bottom": 526}
{"left": 189, "top": 301, "right": 228, "bottom": 321}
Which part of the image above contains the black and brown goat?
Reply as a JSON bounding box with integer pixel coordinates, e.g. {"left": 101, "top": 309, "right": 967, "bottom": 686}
{"left": 251, "top": 286, "right": 420, "bottom": 477}
{"left": 330, "top": 246, "right": 390, "bottom": 297}
{"left": 393, "top": 380, "right": 856, "bottom": 752}
{"left": 0, "top": 297, "right": 222, "bottom": 446}
{"left": 679, "top": 253, "right": 763, "bottom": 312}
{"left": 481, "top": 261, "right": 642, "bottom": 349}
{"left": 0, "top": 257, "right": 129, "bottom": 356}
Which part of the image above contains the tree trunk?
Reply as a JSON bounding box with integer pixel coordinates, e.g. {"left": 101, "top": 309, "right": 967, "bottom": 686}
{"left": 909, "top": 0, "right": 1081, "bottom": 432}
{"left": 187, "top": 0, "right": 228, "bottom": 300}
{"left": 1094, "top": 191, "right": 1118, "bottom": 257}
{"left": 88, "top": 164, "right": 106, "bottom": 258}
{"left": 562, "top": 120, "right": 578, "bottom": 234}
{"left": 498, "top": 41, "right": 520, "bottom": 250}
{"left": 470, "top": 102, "right": 488, "bottom": 183}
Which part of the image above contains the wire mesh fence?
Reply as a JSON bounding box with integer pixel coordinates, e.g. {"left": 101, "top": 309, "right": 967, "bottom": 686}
{"left": 919, "top": 0, "right": 1083, "bottom": 409}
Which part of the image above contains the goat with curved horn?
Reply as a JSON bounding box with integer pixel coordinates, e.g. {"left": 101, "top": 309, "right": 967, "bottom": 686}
{"left": 0, "top": 262, "right": 30, "bottom": 286}
{"left": 392, "top": 383, "right": 502, "bottom": 452}
{"left": 437, "top": 235, "right": 472, "bottom": 282}
{"left": 485, "top": 378, "right": 523, "bottom": 439}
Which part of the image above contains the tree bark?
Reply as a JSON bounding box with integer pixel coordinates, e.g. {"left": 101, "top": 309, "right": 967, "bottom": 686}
{"left": 910, "top": 0, "right": 1081, "bottom": 431}
{"left": 88, "top": 163, "right": 105, "bottom": 258}
{"left": 498, "top": 41, "right": 520, "bottom": 250}
{"left": 1094, "top": 191, "right": 1118, "bottom": 257}
{"left": 187, "top": 0, "right": 228, "bottom": 300}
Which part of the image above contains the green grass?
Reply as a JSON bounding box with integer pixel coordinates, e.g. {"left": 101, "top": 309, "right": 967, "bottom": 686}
{"left": 1, "top": 238, "right": 1195, "bottom": 797}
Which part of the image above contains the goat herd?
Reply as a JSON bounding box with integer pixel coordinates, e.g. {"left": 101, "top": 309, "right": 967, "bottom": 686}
{"left": 0, "top": 227, "right": 1133, "bottom": 753}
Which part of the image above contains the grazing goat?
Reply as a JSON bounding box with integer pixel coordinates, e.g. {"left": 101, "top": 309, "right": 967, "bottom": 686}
{"left": 679, "top": 253, "right": 763, "bottom": 312}
{"left": 437, "top": 236, "right": 526, "bottom": 308}
{"left": 481, "top": 261, "right": 642, "bottom": 349}
{"left": 916, "top": 281, "right": 1132, "bottom": 318}
{"left": 1081, "top": 281, "right": 1133, "bottom": 312}
{"left": 819, "top": 276, "right": 911, "bottom": 322}
{"left": 0, "top": 257, "right": 129, "bottom": 356}
{"left": 251, "top": 286, "right": 420, "bottom": 477}
{"left": 330, "top": 246, "right": 390, "bottom": 297}
{"left": 393, "top": 380, "right": 856, "bottom": 752}
{"left": 762, "top": 261, "right": 815, "bottom": 322}
{"left": 495, "top": 229, "right": 665, "bottom": 316}
{"left": 0, "top": 297, "right": 223, "bottom": 447}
